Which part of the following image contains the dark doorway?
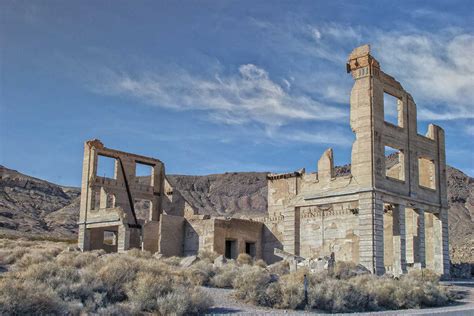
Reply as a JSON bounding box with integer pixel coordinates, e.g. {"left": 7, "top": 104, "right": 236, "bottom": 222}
{"left": 225, "top": 239, "right": 237, "bottom": 259}
{"left": 245, "top": 242, "right": 256, "bottom": 258}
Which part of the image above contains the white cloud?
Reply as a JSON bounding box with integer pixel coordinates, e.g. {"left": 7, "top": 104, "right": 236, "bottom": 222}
{"left": 98, "top": 64, "right": 347, "bottom": 128}
{"left": 375, "top": 32, "right": 474, "bottom": 120}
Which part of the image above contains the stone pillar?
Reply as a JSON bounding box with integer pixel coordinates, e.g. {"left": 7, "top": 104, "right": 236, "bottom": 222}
{"left": 433, "top": 209, "right": 450, "bottom": 276}
{"left": 425, "top": 212, "right": 435, "bottom": 270}
{"left": 78, "top": 225, "right": 90, "bottom": 251}
{"left": 282, "top": 207, "right": 300, "bottom": 256}
{"left": 392, "top": 204, "right": 407, "bottom": 275}
{"left": 118, "top": 225, "right": 130, "bottom": 252}
{"left": 358, "top": 193, "right": 385, "bottom": 275}
{"left": 416, "top": 208, "right": 426, "bottom": 268}
{"left": 405, "top": 208, "right": 416, "bottom": 264}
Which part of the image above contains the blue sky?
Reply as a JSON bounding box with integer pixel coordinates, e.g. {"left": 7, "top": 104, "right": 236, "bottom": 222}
{"left": 1, "top": 0, "right": 473, "bottom": 186}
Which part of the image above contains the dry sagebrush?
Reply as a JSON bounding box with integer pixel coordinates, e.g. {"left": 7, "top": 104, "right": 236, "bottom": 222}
{"left": 0, "top": 240, "right": 212, "bottom": 315}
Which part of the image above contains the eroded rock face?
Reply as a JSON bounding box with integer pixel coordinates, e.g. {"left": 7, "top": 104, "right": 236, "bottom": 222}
{"left": 0, "top": 165, "right": 80, "bottom": 238}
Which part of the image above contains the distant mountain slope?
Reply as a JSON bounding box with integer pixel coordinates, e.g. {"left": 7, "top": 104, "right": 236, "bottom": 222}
{"left": 1, "top": 164, "right": 473, "bottom": 263}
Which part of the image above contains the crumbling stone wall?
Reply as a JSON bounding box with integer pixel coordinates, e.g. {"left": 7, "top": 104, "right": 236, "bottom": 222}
{"left": 78, "top": 139, "right": 165, "bottom": 253}
{"left": 265, "top": 45, "right": 450, "bottom": 276}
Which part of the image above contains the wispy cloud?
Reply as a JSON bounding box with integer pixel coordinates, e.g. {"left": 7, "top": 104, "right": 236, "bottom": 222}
{"left": 375, "top": 32, "right": 474, "bottom": 120}
{"left": 249, "top": 17, "right": 473, "bottom": 121}
{"left": 95, "top": 63, "right": 347, "bottom": 128}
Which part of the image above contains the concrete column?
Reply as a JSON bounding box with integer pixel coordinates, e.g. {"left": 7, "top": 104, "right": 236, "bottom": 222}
{"left": 416, "top": 208, "right": 426, "bottom": 268}
{"left": 118, "top": 225, "right": 130, "bottom": 252}
{"left": 433, "top": 210, "right": 450, "bottom": 276}
{"left": 78, "top": 225, "right": 90, "bottom": 251}
{"left": 282, "top": 207, "right": 300, "bottom": 256}
{"left": 392, "top": 204, "right": 407, "bottom": 275}
{"left": 424, "top": 212, "right": 435, "bottom": 270}
{"left": 405, "top": 208, "right": 416, "bottom": 264}
{"left": 358, "top": 193, "right": 385, "bottom": 275}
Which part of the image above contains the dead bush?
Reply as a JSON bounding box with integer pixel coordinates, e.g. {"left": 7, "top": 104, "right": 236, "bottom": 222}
{"left": 56, "top": 250, "right": 104, "bottom": 268}
{"left": 126, "top": 248, "right": 152, "bottom": 259}
{"left": 277, "top": 273, "right": 306, "bottom": 309}
{"left": 95, "top": 255, "right": 141, "bottom": 303}
{"left": 156, "top": 286, "right": 212, "bottom": 316}
{"left": 255, "top": 259, "right": 267, "bottom": 268}
{"left": 236, "top": 253, "right": 253, "bottom": 265}
{"left": 406, "top": 269, "right": 440, "bottom": 283}
{"left": 185, "top": 260, "right": 216, "bottom": 286}
{"left": 211, "top": 262, "right": 239, "bottom": 288}
{"left": 233, "top": 265, "right": 273, "bottom": 305}
{"left": 198, "top": 249, "right": 219, "bottom": 262}
{"left": 127, "top": 271, "right": 173, "bottom": 311}
{"left": 161, "top": 255, "right": 182, "bottom": 266}
{"left": 0, "top": 278, "right": 66, "bottom": 315}
{"left": 1, "top": 248, "right": 28, "bottom": 264}
{"left": 267, "top": 259, "right": 290, "bottom": 275}
{"left": 333, "top": 261, "right": 361, "bottom": 279}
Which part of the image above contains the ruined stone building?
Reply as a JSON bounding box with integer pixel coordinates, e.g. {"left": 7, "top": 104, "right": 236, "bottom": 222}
{"left": 78, "top": 45, "right": 449, "bottom": 276}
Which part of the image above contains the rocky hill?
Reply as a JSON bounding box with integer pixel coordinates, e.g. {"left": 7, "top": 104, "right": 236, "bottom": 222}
{"left": 0, "top": 164, "right": 473, "bottom": 263}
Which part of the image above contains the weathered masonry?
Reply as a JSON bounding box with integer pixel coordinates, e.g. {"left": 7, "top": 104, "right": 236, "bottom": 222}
{"left": 78, "top": 139, "right": 165, "bottom": 253}
{"left": 78, "top": 140, "right": 262, "bottom": 258}
{"left": 264, "top": 45, "right": 449, "bottom": 276}
{"left": 78, "top": 45, "right": 449, "bottom": 276}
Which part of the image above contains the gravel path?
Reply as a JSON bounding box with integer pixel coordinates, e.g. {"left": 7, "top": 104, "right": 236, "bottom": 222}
{"left": 202, "top": 280, "right": 474, "bottom": 315}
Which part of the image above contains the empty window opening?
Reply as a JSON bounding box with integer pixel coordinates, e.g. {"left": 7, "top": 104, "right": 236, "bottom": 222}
{"left": 384, "top": 93, "right": 402, "bottom": 127}
{"left": 103, "top": 231, "right": 117, "bottom": 246}
{"left": 97, "top": 155, "right": 117, "bottom": 179}
{"left": 135, "top": 162, "right": 153, "bottom": 186}
{"left": 225, "top": 239, "right": 237, "bottom": 259}
{"left": 245, "top": 242, "right": 256, "bottom": 258}
{"left": 385, "top": 146, "right": 405, "bottom": 181}
{"left": 134, "top": 199, "right": 152, "bottom": 221}
{"left": 418, "top": 157, "right": 436, "bottom": 189}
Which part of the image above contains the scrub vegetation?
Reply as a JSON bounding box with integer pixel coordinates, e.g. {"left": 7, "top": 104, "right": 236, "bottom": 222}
{"left": 0, "top": 238, "right": 454, "bottom": 315}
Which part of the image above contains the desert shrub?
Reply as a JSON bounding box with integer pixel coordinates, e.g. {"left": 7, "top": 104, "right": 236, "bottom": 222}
{"left": 344, "top": 274, "right": 448, "bottom": 311}
{"left": 255, "top": 259, "right": 267, "bottom": 268}
{"left": 0, "top": 278, "right": 66, "bottom": 315}
{"left": 198, "top": 249, "right": 219, "bottom": 262}
{"left": 157, "top": 286, "right": 212, "bottom": 316}
{"left": 211, "top": 262, "right": 239, "bottom": 288}
{"left": 15, "top": 250, "right": 56, "bottom": 269}
{"left": 236, "top": 253, "right": 253, "bottom": 265}
{"left": 20, "top": 262, "right": 80, "bottom": 289}
{"left": 233, "top": 265, "right": 273, "bottom": 305}
{"left": 185, "top": 260, "right": 216, "bottom": 286}
{"left": 56, "top": 250, "right": 104, "bottom": 268}
{"left": 1, "top": 248, "right": 28, "bottom": 264}
{"left": 277, "top": 273, "right": 306, "bottom": 309}
{"left": 267, "top": 259, "right": 290, "bottom": 275}
{"left": 162, "top": 255, "right": 182, "bottom": 266}
{"left": 407, "top": 269, "right": 440, "bottom": 283}
{"left": 95, "top": 303, "right": 132, "bottom": 316}
{"left": 95, "top": 255, "right": 141, "bottom": 303}
{"left": 333, "top": 261, "right": 361, "bottom": 279}
{"left": 126, "top": 248, "right": 152, "bottom": 259}
{"left": 127, "top": 271, "right": 173, "bottom": 311}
